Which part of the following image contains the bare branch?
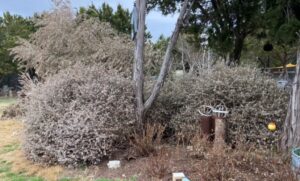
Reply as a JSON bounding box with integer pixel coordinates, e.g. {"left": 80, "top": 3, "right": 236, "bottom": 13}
{"left": 144, "top": 0, "right": 191, "bottom": 111}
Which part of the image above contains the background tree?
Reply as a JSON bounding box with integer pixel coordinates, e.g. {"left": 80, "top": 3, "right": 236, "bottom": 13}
{"left": 148, "top": 0, "right": 263, "bottom": 65}
{"left": 78, "top": 3, "right": 152, "bottom": 40}
{"left": 152, "top": 35, "right": 169, "bottom": 51}
{"left": 78, "top": 3, "right": 129, "bottom": 33}
{"left": 111, "top": 4, "right": 131, "bottom": 34}
{"left": 263, "top": 0, "right": 300, "bottom": 78}
{"left": 0, "top": 12, "right": 35, "bottom": 78}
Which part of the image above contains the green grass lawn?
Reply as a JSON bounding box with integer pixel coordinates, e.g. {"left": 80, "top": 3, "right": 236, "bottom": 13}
{"left": 0, "top": 97, "right": 17, "bottom": 107}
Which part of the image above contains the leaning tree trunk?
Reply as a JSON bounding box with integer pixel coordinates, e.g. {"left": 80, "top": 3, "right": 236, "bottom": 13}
{"left": 144, "top": 0, "right": 190, "bottom": 111}
{"left": 133, "top": 0, "right": 191, "bottom": 125}
{"left": 281, "top": 49, "right": 300, "bottom": 150}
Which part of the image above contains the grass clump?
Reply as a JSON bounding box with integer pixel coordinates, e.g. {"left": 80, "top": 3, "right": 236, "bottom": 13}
{"left": 0, "top": 144, "right": 19, "bottom": 154}
{"left": 0, "top": 160, "right": 44, "bottom": 181}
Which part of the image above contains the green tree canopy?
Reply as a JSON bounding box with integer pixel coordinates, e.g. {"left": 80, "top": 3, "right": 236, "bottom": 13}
{"left": 148, "top": 0, "right": 264, "bottom": 65}
{"left": 0, "top": 12, "right": 35, "bottom": 77}
{"left": 78, "top": 3, "right": 152, "bottom": 39}
{"left": 78, "top": 3, "right": 131, "bottom": 34}
{"left": 265, "top": 0, "right": 300, "bottom": 45}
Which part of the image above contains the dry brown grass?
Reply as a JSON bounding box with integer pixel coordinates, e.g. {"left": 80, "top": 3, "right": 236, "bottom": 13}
{"left": 129, "top": 123, "right": 166, "bottom": 157}
{"left": 188, "top": 133, "right": 213, "bottom": 159}
{"left": 145, "top": 147, "right": 172, "bottom": 179}
{"left": 0, "top": 120, "right": 63, "bottom": 181}
{"left": 192, "top": 148, "right": 296, "bottom": 181}
{"left": 1, "top": 150, "right": 63, "bottom": 181}
{"left": 0, "top": 120, "right": 22, "bottom": 147}
{"left": 138, "top": 133, "right": 296, "bottom": 181}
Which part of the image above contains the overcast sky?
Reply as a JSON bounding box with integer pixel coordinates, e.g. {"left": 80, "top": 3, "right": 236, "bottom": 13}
{"left": 0, "top": 0, "right": 178, "bottom": 41}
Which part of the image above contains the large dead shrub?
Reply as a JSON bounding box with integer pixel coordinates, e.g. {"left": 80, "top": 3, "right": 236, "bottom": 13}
{"left": 12, "top": 11, "right": 133, "bottom": 78}
{"left": 11, "top": 1, "right": 161, "bottom": 79}
{"left": 21, "top": 64, "right": 136, "bottom": 166}
{"left": 149, "top": 65, "right": 289, "bottom": 148}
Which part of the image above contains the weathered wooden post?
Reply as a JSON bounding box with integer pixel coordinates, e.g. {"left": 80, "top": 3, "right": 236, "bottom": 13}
{"left": 282, "top": 49, "right": 300, "bottom": 150}
{"left": 213, "top": 117, "right": 226, "bottom": 151}
{"left": 281, "top": 48, "right": 300, "bottom": 178}
{"left": 212, "top": 105, "right": 228, "bottom": 151}
{"left": 199, "top": 115, "right": 215, "bottom": 141}
{"left": 198, "top": 104, "right": 228, "bottom": 151}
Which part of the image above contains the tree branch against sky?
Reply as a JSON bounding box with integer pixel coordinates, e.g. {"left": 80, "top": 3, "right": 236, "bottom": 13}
{"left": 0, "top": 0, "right": 178, "bottom": 41}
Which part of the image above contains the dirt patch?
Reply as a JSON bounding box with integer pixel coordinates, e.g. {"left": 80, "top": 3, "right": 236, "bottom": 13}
{"left": 0, "top": 120, "right": 22, "bottom": 147}
{"left": 59, "top": 145, "right": 296, "bottom": 181}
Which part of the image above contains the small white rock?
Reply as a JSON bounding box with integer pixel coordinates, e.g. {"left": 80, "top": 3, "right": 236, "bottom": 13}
{"left": 107, "top": 160, "right": 121, "bottom": 169}
{"left": 187, "top": 146, "right": 193, "bottom": 151}
{"left": 175, "top": 70, "right": 184, "bottom": 77}
{"left": 172, "top": 172, "right": 185, "bottom": 181}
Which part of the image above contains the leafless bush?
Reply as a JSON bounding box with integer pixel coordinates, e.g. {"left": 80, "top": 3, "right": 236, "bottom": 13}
{"left": 176, "top": 36, "right": 218, "bottom": 72}
{"left": 1, "top": 104, "right": 23, "bottom": 119}
{"left": 194, "top": 148, "right": 296, "bottom": 181}
{"left": 188, "top": 133, "right": 213, "bottom": 159}
{"left": 21, "top": 64, "right": 136, "bottom": 166}
{"left": 147, "top": 64, "right": 289, "bottom": 148}
{"left": 129, "top": 123, "right": 165, "bottom": 157}
{"left": 145, "top": 147, "right": 172, "bottom": 179}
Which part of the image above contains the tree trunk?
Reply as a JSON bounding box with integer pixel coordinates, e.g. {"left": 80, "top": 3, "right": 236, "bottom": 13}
{"left": 213, "top": 118, "right": 226, "bottom": 152}
{"left": 133, "top": 0, "right": 147, "bottom": 124}
{"left": 133, "top": 0, "right": 191, "bottom": 124}
{"left": 281, "top": 49, "right": 300, "bottom": 151}
{"left": 144, "top": 0, "right": 190, "bottom": 111}
{"left": 181, "top": 36, "right": 186, "bottom": 73}
{"left": 228, "top": 35, "right": 245, "bottom": 65}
